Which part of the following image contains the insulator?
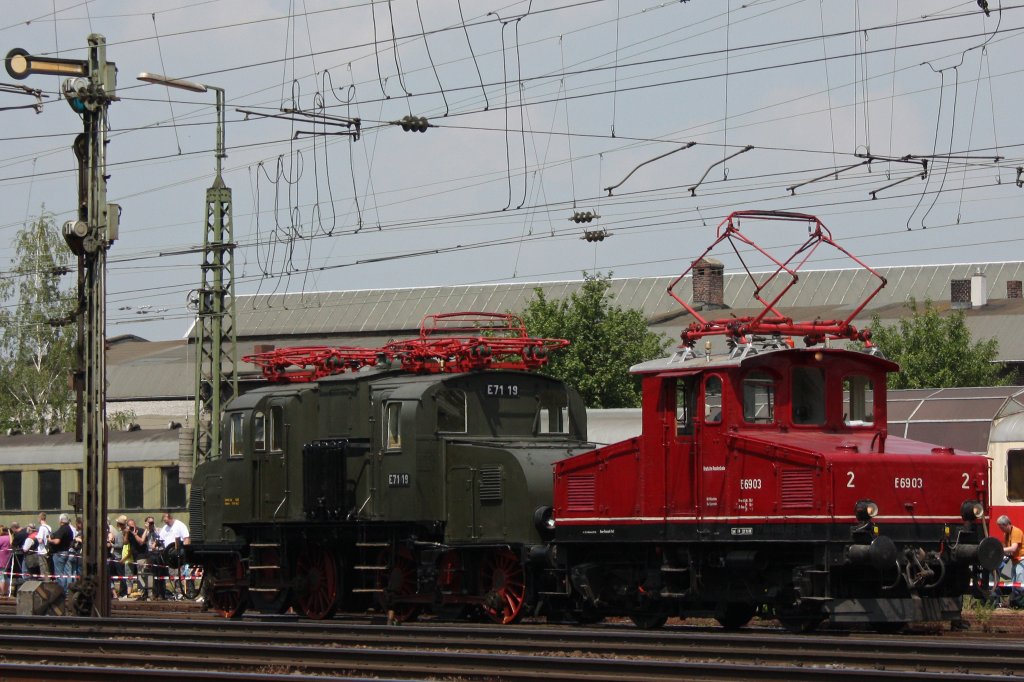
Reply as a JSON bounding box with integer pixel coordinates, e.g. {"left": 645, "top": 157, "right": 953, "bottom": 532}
{"left": 569, "top": 210, "right": 599, "bottom": 224}
{"left": 416, "top": 116, "right": 429, "bottom": 132}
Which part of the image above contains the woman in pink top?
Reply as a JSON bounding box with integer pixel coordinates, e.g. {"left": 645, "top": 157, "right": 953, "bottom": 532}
{"left": 0, "top": 525, "right": 11, "bottom": 595}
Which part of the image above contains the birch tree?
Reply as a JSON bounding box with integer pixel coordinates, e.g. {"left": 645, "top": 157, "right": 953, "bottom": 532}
{"left": 0, "top": 209, "right": 77, "bottom": 432}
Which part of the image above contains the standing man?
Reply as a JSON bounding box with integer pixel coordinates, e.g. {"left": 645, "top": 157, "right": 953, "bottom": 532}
{"left": 997, "top": 515, "right": 1024, "bottom": 607}
{"left": 125, "top": 518, "right": 150, "bottom": 599}
{"left": 158, "top": 512, "right": 190, "bottom": 548}
{"left": 10, "top": 522, "right": 26, "bottom": 580}
{"left": 110, "top": 516, "right": 129, "bottom": 598}
{"left": 48, "top": 514, "right": 75, "bottom": 590}
{"left": 36, "top": 512, "right": 52, "bottom": 575}
{"left": 158, "top": 512, "right": 189, "bottom": 599}
{"left": 22, "top": 524, "right": 47, "bottom": 577}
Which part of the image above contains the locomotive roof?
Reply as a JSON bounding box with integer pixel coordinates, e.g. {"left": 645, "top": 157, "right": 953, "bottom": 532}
{"left": 320, "top": 367, "right": 565, "bottom": 401}
{"left": 629, "top": 344, "right": 899, "bottom": 376}
{"left": 225, "top": 381, "right": 314, "bottom": 409}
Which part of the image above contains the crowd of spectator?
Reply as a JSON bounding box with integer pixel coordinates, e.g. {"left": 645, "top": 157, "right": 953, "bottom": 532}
{"left": 1, "top": 510, "right": 193, "bottom": 600}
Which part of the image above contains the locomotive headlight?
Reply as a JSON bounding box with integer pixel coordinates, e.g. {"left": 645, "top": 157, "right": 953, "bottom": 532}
{"left": 534, "top": 506, "right": 555, "bottom": 536}
{"left": 960, "top": 500, "right": 985, "bottom": 522}
{"left": 855, "top": 499, "right": 879, "bottom": 522}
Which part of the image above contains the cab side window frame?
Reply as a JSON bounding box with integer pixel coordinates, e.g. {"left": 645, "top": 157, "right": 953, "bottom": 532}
{"left": 384, "top": 402, "right": 402, "bottom": 451}
{"left": 842, "top": 373, "right": 875, "bottom": 427}
{"left": 228, "top": 412, "right": 245, "bottom": 459}
{"left": 704, "top": 375, "right": 723, "bottom": 424}
{"left": 675, "top": 377, "right": 696, "bottom": 436}
{"left": 742, "top": 370, "right": 776, "bottom": 424}
{"left": 792, "top": 366, "right": 826, "bottom": 426}
{"left": 437, "top": 388, "right": 468, "bottom": 433}
{"left": 253, "top": 411, "right": 266, "bottom": 451}
{"left": 269, "top": 405, "right": 285, "bottom": 452}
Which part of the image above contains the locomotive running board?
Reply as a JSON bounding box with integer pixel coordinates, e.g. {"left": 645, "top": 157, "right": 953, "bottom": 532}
{"left": 826, "top": 596, "right": 961, "bottom": 623}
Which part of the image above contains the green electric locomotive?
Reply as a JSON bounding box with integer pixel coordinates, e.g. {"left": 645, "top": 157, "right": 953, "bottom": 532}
{"left": 187, "top": 313, "right": 592, "bottom": 621}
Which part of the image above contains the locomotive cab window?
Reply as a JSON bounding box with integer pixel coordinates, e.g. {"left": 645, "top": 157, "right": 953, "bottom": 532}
{"left": 227, "top": 412, "right": 244, "bottom": 459}
{"left": 792, "top": 366, "right": 826, "bottom": 425}
{"left": 537, "top": 388, "right": 569, "bottom": 435}
{"left": 385, "top": 402, "right": 402, "bottom": 450}
{"left": 253, "top": 411, "right": 266, "bottom": 451}
{"left": 704, "top": 375, "right": 723, "bottom": 424}
{"left": 437, "top": 389, "right": 467, "bottom": 433}
{"left": 742, "top": 371, "right": 775, "bottom": 424}
{"left": 1008, "top": 449, "right": 1024, "bottom": 502}
{"left": 843, "top": 375, "right": 875, "bottom": 426}
{"left": 269, "top": 405, "right": 284, "bottom": 452}
{"left": 676, "top": 378, "right": 697, "bottom": 435}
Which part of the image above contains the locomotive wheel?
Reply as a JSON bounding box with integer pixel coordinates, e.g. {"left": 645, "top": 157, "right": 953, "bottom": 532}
{"left": 433, "top": 550, "right": 468, "bottom": 620}
{"left": 480, "top": 548, "right": 527, "bottom": 624}
{"left": 716, "top": 603, "right": 756, "bottom": 630}
{"left": 629, "top": 612, "right": 668, "bottom": 630}
{"left": 377, "top": 547, "right": 421, "bottom": 623}
{"left": 208, "top": 556, "right": 248, "bottom": 619}
{"left": 295, "top": 544, "right": 338, "bottom": 620}
{"left": 249, "top": 545, "right": 292, "bottom": 615}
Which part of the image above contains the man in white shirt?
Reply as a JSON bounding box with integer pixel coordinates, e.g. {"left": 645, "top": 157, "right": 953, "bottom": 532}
{"left": 35, "top": 512, "right": 52, "bottom": 575}
{"left": 158, "top": 512, "right": 189, "bottom": 548}
{"left": 155, "top": 512, "right": 190, "bottom": 600}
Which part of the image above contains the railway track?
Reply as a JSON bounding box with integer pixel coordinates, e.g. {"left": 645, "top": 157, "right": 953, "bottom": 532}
{"left": 0, "top": 616, "right": 1017, "bottom": 680}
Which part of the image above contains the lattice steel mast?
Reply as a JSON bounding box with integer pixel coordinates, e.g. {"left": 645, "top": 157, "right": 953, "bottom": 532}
{"left": 138, "top": 73, "right": 237, "bottom": 468}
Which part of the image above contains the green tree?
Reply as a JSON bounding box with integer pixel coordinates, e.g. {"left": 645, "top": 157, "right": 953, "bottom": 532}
{"left": 520, "top": 272, "right": 670, "bottom": 408}
{"left": 0, "top": 209, "right": 77, "bottom": 433}
{"left": 867, "top": 299, "right": 1009, "bottom": 389}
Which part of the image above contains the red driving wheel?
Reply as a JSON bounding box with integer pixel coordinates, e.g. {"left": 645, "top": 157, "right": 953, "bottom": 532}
{"left": 295, "top": 544, "right": 338, "bottom": 620}
{"left": 480, "top": 548, "right": 526, "bottom": 624}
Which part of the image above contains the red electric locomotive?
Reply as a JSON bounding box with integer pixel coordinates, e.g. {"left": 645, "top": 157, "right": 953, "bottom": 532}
{"left": 548, "top": 211, "right": 1003, "bottom": 631}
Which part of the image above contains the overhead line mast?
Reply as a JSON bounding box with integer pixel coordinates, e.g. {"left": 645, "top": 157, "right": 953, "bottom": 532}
{"left": 138, "top": 72, "right": 237, "bottom": 472}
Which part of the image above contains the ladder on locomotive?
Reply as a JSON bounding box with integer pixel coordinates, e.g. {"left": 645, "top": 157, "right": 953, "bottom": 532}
{"left": 246, "top": 536, "right": 287, "bottom": 596}
{"left": 351, "top": 526, "right": 388, "bottom": 596}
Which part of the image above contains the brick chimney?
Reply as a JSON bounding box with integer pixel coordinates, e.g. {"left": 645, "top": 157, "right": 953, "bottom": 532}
{"left": 1008, "top": 280, "right": 1022, "bottom": 299}
{"left": 693, "top": 257, "right": 724, "bottom": 308}
{"left": 950, "top": 279, "right": 970, "bottom": 310}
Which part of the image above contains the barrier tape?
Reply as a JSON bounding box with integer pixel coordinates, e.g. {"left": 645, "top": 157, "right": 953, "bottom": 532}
{"left": 3, "top": 567, "right": 202, "bottom": 583}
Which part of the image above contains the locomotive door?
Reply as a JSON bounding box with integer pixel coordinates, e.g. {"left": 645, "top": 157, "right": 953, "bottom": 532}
{"left": 666, "top": 377, "right": 698, "bottom": 517}
{"left": 254, "top": 402, "right": 289, "bottom": 521}
{"left": 695, "top": 374, "right": 727, "bottom": 536}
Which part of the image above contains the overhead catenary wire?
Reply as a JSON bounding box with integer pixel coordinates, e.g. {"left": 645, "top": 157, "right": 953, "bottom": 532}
{"left": 3, "top": 2, "right": 1023, "bottom": 334}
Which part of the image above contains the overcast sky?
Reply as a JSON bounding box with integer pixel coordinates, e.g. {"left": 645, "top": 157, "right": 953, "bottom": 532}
{"left": 1, "top": 1, "right": 1021, "bottom": 341}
